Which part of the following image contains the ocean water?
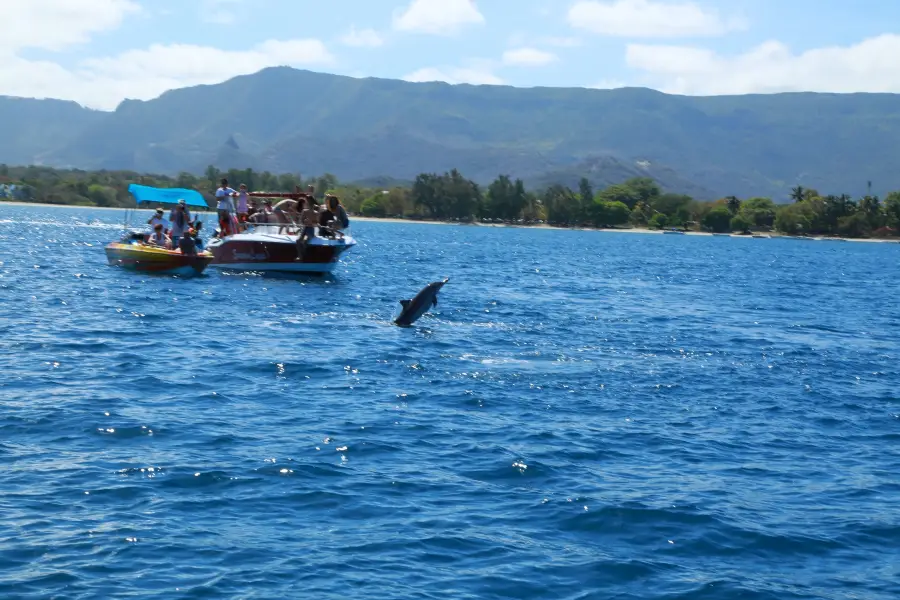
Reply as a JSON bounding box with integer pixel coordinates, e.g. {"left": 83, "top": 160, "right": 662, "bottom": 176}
{"left": 1, "top": 204, "right": 899, "bottom": 599}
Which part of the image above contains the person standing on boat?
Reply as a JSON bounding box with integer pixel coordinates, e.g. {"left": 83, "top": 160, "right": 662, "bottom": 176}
{"left": 147, "top": 207, "right": 169, "bottom": 230}
{"left": 215, "top": 178, "right": 238, "bottom": 235}
{"left": 236, "top": 184, "right": 250, "bottom": 225}
{"left": 168, "top": 199, "right": 192, "bottom": 247}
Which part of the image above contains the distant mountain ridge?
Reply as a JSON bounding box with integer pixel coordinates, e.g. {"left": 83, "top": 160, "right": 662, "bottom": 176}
{"left": 2, "top": 67, "right": 899, "bottom": 200}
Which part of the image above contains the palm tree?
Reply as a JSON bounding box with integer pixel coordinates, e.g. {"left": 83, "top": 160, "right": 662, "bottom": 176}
{"left": 790, "top": 186, "right": 805, "bottom": 203}
{"left": 726, "top": 195, "right": 741, "bottom": 214}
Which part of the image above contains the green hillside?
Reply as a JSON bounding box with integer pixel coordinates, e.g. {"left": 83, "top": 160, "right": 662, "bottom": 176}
{"left": 2, "top": 67, "right": 899, "bottom": 201}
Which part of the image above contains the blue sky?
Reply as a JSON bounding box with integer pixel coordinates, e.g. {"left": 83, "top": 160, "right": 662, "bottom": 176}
{"left": 5, "top": 0, "right": 900, "bottom": 110}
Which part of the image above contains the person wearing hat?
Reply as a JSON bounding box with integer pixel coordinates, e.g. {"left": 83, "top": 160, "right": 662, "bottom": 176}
{"left": 168, "top": 198, "right": 193, "bottom": 247}
{"left": 147, "top": 207, "right": 169, "bottom": 231}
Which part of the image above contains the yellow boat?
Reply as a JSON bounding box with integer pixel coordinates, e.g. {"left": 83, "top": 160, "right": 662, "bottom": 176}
{"left": 104, "top": 183, "right": 214, "bottom": 277}
{"left": 105, "top": 233, "right": 213, "bottom": 276}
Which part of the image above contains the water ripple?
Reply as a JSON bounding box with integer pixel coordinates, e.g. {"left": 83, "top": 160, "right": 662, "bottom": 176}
{"left": 0, "top": 206, "right": 899, "bottom": 599}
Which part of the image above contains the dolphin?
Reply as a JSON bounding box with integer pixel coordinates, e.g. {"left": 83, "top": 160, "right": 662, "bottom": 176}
{"left": 394, "top": 278, "right": 449, "bottom": 327}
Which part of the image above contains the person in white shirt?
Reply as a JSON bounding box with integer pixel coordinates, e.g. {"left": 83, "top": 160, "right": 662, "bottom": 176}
{"left": 147, "top": 208, "right": 169, "bottom": 231}
{"left": 215, "top": 178, "right": 238, "bottom": 235}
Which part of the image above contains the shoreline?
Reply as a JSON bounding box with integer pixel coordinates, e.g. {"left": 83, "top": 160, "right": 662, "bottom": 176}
{"left": 3, "top": 200, "right": 898, "bottom": 244}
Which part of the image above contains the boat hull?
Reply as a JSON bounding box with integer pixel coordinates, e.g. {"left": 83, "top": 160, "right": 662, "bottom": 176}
{"left": 105, "top": 243, "right": 213, "bottom": 276}
{"left": 206, "top": 226, "right": 355, "bottom": 274}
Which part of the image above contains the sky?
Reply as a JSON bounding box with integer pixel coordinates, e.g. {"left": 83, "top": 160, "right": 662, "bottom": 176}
{"left": 5, "top": 0, "right": 900, "bottom": 111}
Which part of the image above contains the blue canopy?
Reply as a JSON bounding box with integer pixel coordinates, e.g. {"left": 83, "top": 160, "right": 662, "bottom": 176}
{"left": 128, "top": 184, "right": 210, "bottom": 209}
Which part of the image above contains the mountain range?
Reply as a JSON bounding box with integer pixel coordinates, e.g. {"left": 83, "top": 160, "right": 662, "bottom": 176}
{"left": 2, "top": 67, "right": 899, "bottom": 201}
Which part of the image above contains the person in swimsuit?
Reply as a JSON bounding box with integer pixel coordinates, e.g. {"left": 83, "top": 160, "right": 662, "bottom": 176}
{"left": 296, "top": 196, "right": 320, "bottom": 257}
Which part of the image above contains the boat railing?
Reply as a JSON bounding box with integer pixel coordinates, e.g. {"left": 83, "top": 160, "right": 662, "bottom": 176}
{"left": 241, "top": 219, "right": 350, "bottom": 240}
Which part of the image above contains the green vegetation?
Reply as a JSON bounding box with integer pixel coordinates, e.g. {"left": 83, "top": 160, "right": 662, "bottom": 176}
{"left": 772, "top": 186, "right": 900, "bottom": 238}
{"left": 0, "top": 164, "right": 339, "bottom": 210}
{"left": 3, "top": 164, "right": 898, "bottom": 239}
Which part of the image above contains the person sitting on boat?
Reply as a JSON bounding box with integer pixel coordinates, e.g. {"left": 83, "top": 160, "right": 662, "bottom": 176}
{"left": 215, "top": 178, "right": 238, "bottom": 235}
{"left": 168, "top": 199, "right": 192, "bottom": 247}
{"left": 272, "top": 197, "right": 303, "bottom": 234}
{"left": 249, "top": 201, "right": 270, "bottom": 224}
{"left": 322, "top": 195, "right": 349, "bottom": 230}
{"left": 147, "top": 207, "right": 169, "bottom": 230}
{"left": 317, "top": 195, "right": 339, "bottom": 237}
{"left": 296, "top": 196, "right": 319, "bottom": 256}
{"left": 191, "top": 222, "right": 206, "bottom": 250}
{"left": 178, "top": 227, "right": 198, "bottom": 255}
{"left": 302, "top": 196, "right": 319, "bottom": 235}
{"left": 336, "top": 198, "right": 350, "bottom": 229}
{"left": 146, "top": 223, "right": 171, "bottom": 248}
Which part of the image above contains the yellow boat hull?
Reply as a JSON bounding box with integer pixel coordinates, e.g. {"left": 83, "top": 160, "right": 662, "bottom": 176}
{"left": 105, "top": 243, "right": 214, "bottom": 276}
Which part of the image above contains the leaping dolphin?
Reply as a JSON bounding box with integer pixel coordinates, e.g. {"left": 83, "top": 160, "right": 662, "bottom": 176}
{"left": 394, "top": 278, "right": 449, "bottom": 327}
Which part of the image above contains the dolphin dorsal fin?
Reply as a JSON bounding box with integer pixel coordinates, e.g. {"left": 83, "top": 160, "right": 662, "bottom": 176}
{"left": 400, "top": 299, "right": 411, "bottom": 308}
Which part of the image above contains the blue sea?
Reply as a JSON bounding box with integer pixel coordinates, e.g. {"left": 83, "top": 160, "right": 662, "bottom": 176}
{"left": 1, "top": 204, "right": 898, "bottom": 599}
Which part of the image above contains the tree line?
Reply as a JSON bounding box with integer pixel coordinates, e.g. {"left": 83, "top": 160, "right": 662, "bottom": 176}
{"left": 0, "top": 164, "right": 340, "bottom": 209}
{"left": 342, "top": 171, "right": 900, "bottom": 237}
{"left": 2, "top": 163, "right": 899, "bottom": 238}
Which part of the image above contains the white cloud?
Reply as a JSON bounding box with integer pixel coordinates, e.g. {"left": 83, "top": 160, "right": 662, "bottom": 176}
{"left": 0, "top": 39, "right": 336, "bottom": 110}
{"left": 340, "top": 26, "right": 385, "bottom": 48}
{"left": 542, "top": 36, "right": 583, "bottom": 48}
{"left": 508, "top": 33, "right": 582, "bottom": 48}
{"left": 568, "top": 0, "right": 744, "bottom": 38}
{"left": 403, "top": 66, "right": 503, "bottom": 86}
{"left": 0, "top": 0, "right": 140, "bottom": 53}
{"left": 200, "top": 0, "right": 241, "bottom": 25}
{"left": 502, "top": 48, "right": 557, "bottom": 67}
{"left": 625, "top": 35, "right": 900, "bottom": 95}
{"left": 204, "top": 11, "right": 236, "bottom": 25}
{"left": 589, "top": 79, "right": 628, "bottom": 89}
{"left": 393, "top": 0, "right": 485, "bottom": 35}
